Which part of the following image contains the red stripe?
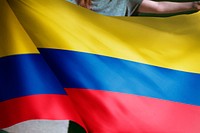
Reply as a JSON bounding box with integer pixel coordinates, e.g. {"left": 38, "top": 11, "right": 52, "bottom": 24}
{"left": 66, "top": 88, "right": 200, "bottom": 133}
{"left": 0, "top": 94, "right": 84, "bottom": 129}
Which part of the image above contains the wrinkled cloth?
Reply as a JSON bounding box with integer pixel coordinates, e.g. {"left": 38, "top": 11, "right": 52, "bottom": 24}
{"left": 67, "top": 0, "right": 142, "bottom": 16}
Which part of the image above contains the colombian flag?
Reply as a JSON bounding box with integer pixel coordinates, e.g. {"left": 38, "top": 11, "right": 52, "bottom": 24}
{"left": 0, "top": 0, "right": 83, "bottom": 131}
{"left": 1, "top": 0, "right": 200, "bottom": 132}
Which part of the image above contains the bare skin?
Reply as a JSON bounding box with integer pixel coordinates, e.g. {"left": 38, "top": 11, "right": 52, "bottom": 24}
{"left": 77, "top": 0, "right": 200, "bottom": 14}
{"left": 138, "top": 0, "right": 200, "bottom": 14}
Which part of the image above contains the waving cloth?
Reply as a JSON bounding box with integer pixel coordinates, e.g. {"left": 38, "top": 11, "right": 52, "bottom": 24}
{"left": 1, "top": 0, "right": 200, "bottom": 132}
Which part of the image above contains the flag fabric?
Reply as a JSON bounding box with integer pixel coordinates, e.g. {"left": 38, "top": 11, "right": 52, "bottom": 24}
{"left": 0, "top": 0, "right": 83, "bottom": 132}
{"left": 1, "top": 0, "right": 200, "bottom": 132}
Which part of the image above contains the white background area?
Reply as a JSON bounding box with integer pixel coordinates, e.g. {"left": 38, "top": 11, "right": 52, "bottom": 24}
{"left": 3, "top": 120, "right": 69, "bottom": 133}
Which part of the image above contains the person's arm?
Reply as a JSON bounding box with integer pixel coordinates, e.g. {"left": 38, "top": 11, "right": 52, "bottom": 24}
{"left": 138, "top": 0, "right": 200, "bottom": 14}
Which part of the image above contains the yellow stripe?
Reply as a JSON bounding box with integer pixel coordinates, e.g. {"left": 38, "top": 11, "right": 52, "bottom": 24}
{"left": 8, "top": 0, "right": 200, "bottom": 73}
{"left": 0, "top": 0, "right": 38, "bottom": 58}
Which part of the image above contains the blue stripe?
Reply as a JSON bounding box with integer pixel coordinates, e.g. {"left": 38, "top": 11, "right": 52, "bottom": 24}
{"left": 0, "top": 54, "right": 66, "bottom": 102}
{"left": 39, "top": 48, "right": 200, "bottom": 106}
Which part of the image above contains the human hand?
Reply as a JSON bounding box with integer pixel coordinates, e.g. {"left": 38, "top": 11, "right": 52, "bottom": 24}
{"left": 193, "top": 1, "right": 200, "bottom": 10}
